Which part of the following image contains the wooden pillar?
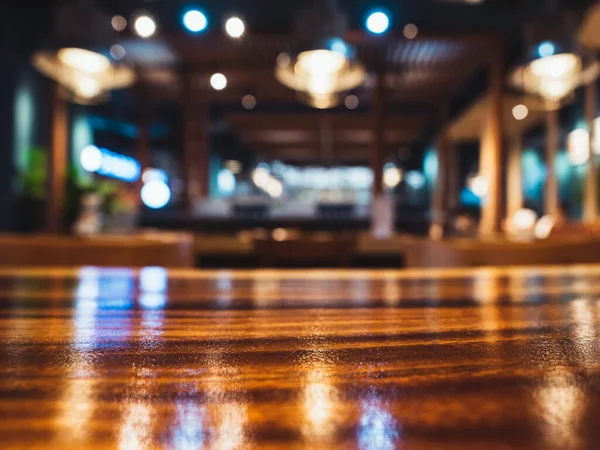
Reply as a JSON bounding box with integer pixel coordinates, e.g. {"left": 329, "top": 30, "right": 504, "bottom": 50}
{"left": 506, "top": 134, "right": 523, "bottom": 218}
{"left": 182, "top": 75, "right": 209, "bottom": 213}
{"left": 371, "top": 73, "right": 385, "bottom": 198}
{"left": 544, "top": 108, "right": 559, "bottom": 217}
{"left": 446, "top": 143, "right": 460, "bottom": 213}
{"left": 46, "top": 84, "right": 68, "bottom": 233}
{"left": 479, "top": 48, "right": 505, "bottom": 236}
{"left": 584, "top": 78, "right": 598, "bottom": 223}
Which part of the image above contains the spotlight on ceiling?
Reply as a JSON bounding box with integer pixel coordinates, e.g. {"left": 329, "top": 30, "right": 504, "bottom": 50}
{"left": 225, "top": 16, "right": 245, "bottom": 38}
{"left": 183, "top": 9, "right": 208, "bottom": 33}
{"left": 512, "top": 104, "right": 529, "bottom": 121}
{"left": 210, "top": 73, "right": 227, "bottom": 90}
{"left": 366, "top": 11, "right": 390, "bottom": 34}
{"left": 134, "top": 15, "right": 157, "bottom": 38}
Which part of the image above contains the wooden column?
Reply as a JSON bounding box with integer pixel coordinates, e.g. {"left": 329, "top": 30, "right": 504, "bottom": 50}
{"left": 584, "top": 78, "right": 598, "bottom": 223}
{"left": 182, "top": 75, "right": 209, "bottom": 213}
{"left": 446, "top": 143, "right": 460, "bottom": 213}
{"left": 46, "top": 84, "right": 68, "bottom": 233}
{"left": 479, "top": 48, "right": 505, "bottom": 236}
{"left": 371, "top": 73, "right": 385, "bottom": 198}
{"left": 544, "top": 108, "right": 559, "bottom": 217}
{"left": 506, "top": 134, "right": 523, "bottom": 218}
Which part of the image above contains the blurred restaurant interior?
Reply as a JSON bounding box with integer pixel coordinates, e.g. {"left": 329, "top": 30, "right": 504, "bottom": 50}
{"left": 7, "top": 1, "right": 600, "bottom": 449}
{"left": 2, "top": 0, "right": 600, "bottom": 268}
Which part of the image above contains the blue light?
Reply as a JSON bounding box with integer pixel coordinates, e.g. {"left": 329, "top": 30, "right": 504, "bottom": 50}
{"left": 330, "top": 38, "right": 349, "bottom": 57}
{"left": 366, "top": 11, "right": 390, "bottom": 34}
{"left": 538, "top": 41, "right": 555, "bottom": 58}
{"left": 183, "top": 9, "right": 207, "bottom": 33}
{"left": 141, "top": 180, "right": 171, "bottom": 209}
{"left": 217, "top": 168, "right": 236, "bottom": 196}
{"left": 405, "top": 171, "right": 426, "bottom": 190}
{"left": 80, "top": 145, "right": 141, "bottom": 182}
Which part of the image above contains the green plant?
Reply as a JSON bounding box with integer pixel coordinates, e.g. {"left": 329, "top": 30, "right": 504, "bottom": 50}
{"left": 20, "top": 147, "right": 47, "bottom": 200}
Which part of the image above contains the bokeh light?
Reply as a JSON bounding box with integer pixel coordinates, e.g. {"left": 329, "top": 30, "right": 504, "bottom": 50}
{"left": 512, "top": 104, "right": 528, "bottom": 121}
{"left": 183, "top": 9, "right": 207, "bottom": 33}
{"left": 366, "top": 11, "right": 390, "bottom": 34}
{"left": 111, "top": 15, "right": 127, "bottom": 32}
{"left": 210, "top": 73, "right": 227, "bottom": 90}
{"left": 141, "top": 180, "right": 171, "bottom": 209}
{"left": 134, "top": 15, "right": 157, "bottom": 38}
{"left": 225, "top": 17, "right": 245, "bottom": 38}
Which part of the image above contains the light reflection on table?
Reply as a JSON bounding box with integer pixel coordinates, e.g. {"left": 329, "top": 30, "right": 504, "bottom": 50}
{"left": 1, "top": 266, "right": 600, "bottom": 448}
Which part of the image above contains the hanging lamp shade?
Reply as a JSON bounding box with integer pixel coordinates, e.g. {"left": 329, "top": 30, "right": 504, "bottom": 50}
{"left": 579, "top": 2, "right": 600, "bottom": 49}
{"left": 32, "top": 1, "right": 135, "bottom": 105}
{"left": 508, "top": 8, "right": 586, "bottom": 108}
{"left": 274, "top": 0, "right": 366, "bottom": 109}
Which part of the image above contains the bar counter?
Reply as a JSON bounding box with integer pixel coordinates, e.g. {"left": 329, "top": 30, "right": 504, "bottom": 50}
{"left": 1, "top": 265, "right": 600, "bottom": 449}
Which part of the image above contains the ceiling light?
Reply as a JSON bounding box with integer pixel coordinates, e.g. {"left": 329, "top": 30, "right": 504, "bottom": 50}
{"left": 275, "top": 2, "right": 366, "bottom": 108}
{"left": 512, "top": 104, "right": 528, "bottom": 121}
{"left": 183, "top": 9, "right": 207, "bottom": 33}
{"left": 242, "top": 94, "right": 256, "bottom": 110}
{"left": 225, "top": 17, "right": 245, "bottom": 38}
{"left": 366, "top": 11, "right": 390, "bottom": 34}
{"left": 32, "top": 3, "right": 136, "bottom": 105}
{"left": 344, "top": 94, "right": 359, "bottom": 110}
{"left": 134, "top": 15, "right": 157, "bottom": 38}
{"left": 509, "top": 10, "right": 586, "bottom": 104}
{"left": 111, "top": 15, "right": 127, "bottom": 32}
{"left": 276, "top": 49, "right": 365, "bottom": 109}
{"left": 210, "top": 73, "right": 227, "bottom": 90}
{"left": 58, "top": 48, "right": 111, "bottom": 73}
{"left": 34, "top": 47, "right": 135, "bottom": 104}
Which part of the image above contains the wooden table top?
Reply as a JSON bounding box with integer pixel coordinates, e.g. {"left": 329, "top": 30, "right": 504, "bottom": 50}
{"left": 2, "top": 265, "right": 600, "bottom": 449}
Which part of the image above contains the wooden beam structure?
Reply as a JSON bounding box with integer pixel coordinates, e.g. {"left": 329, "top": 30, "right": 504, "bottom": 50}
{"left": 371, "top": 74, "right": 385, "bottom": 197}
{"left": 479, "top": 47, "right": 505, "bottom": 236}
{"left": 506, "top": 134, "right": 524, "bottom": 219}
{"left": 544, "top": 109, "right": 560, "bottom": 218}
{"left": 46, "top": 84, "right": 68, "bottom": 234}
{"left": 431, "top": 109, "right": 450, "bottom": 233}
{"left": 584, "top": 77, "right": 598, "bottom": 223}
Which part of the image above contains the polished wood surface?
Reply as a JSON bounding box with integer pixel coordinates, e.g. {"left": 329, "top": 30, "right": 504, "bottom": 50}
{"left": 2, "top": 265, "right": 600, "bottom": 449}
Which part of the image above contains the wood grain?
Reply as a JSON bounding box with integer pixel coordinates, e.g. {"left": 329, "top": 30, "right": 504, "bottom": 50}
{"left": 1, "top": 265, "right": 600, "bottom": 449}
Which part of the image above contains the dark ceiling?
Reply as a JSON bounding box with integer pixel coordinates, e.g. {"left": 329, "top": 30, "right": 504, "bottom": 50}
{"left": 91, "top": 0, "right": 594, "bottom": 36}
{"left": 7, "top": 0, "right": 599, "bottom": 165}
